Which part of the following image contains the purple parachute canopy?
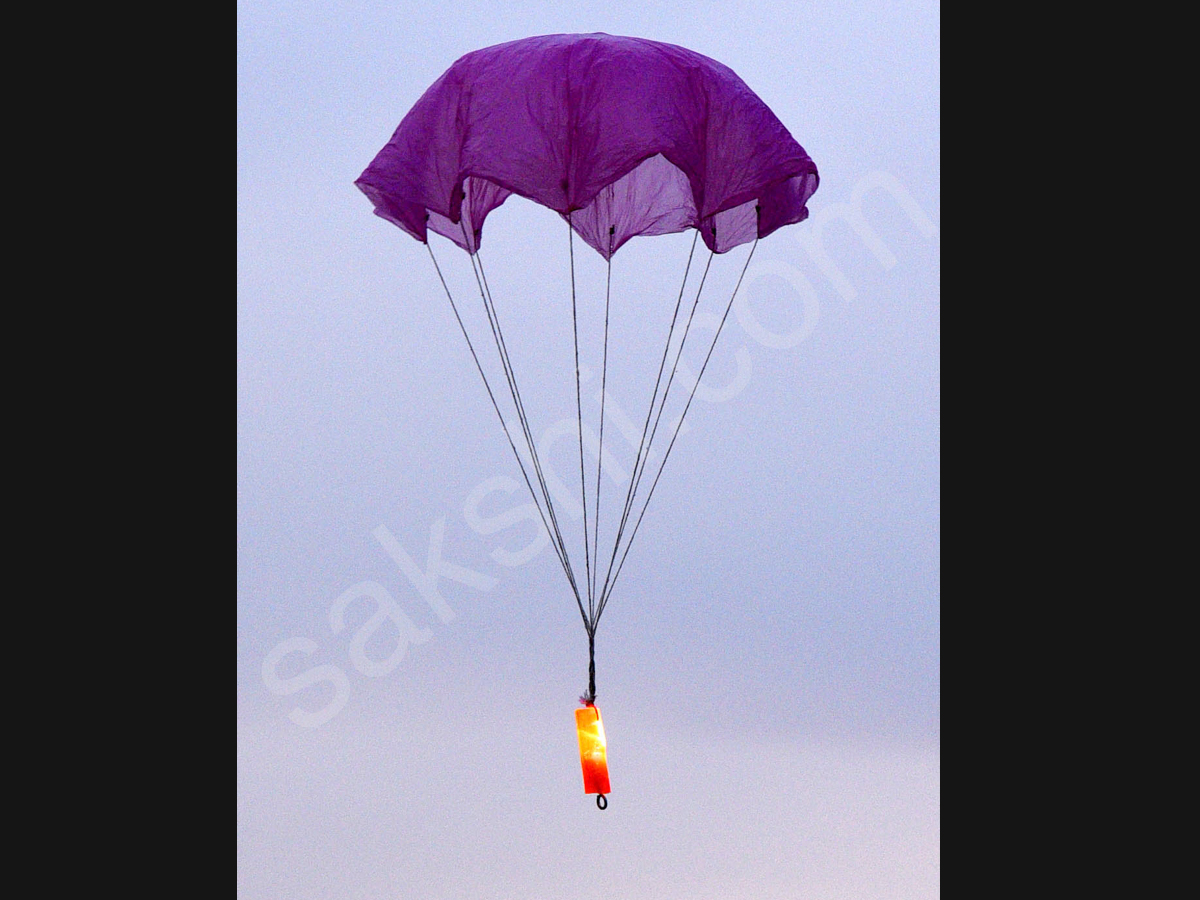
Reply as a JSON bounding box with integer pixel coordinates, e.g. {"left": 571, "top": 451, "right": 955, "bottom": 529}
{"left": 356, "top": 33, "right": 818, "bottom": 259}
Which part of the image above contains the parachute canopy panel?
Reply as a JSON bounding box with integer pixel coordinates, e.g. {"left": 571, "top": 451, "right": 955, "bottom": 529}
{"left": 355, "top": 32, "right": 819, "bottom": 258}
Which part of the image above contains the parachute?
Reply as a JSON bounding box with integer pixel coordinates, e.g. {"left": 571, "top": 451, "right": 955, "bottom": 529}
{"left": 356, "top": 33, "right": 818, "bottom": 807}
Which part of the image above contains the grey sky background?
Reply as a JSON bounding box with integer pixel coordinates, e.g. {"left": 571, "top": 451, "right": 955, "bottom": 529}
{"left": 238, "top": 2, "right": 939, "bottom": 897}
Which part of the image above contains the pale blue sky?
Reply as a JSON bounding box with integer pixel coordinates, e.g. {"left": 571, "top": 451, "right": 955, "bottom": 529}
{"left": 238, "top": 3, "right": 939, "bottom": 897}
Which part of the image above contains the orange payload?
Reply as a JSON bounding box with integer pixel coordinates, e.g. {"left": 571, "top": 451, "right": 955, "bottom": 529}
{"left": 575, "top": 705, "right": 611, "bottom": 798}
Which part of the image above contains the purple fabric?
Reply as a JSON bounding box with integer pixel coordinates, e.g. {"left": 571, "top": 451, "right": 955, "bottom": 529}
{"left": 356, "top": 33, "right": 818, "bottom": 259}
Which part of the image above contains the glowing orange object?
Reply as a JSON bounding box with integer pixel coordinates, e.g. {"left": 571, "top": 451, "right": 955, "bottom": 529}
{"left": 575, "top": 704, "right": 611, "bottom": 796}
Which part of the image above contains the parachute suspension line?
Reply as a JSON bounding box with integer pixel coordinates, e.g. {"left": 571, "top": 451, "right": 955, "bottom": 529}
{"left": 620, "top": 248, "right": 715, "bottom": 529}
{"left": 596, "top": 235, "right": 709, "bottom": 610}
{"left": 596, "top": 231, "right": 761, "bottom": 622}
{"left": 580, "top": 227, "right": 615, "bottom": 707}
{"left": 424, "top": 238, "right": 577, "bottom": 596}
{"left": 468, "top": 256, "right": 590, "bottom": 628}
{"left": 594, "top": 233, "right": 699, "bottom": 602}
{"left": 591, "top": 226, "right": 615, "bottom": 611}
{"left": 450, "top": 222, "right": 588, "bottom": 627}
{"left": 567, "top": 213, "right": 595, "bottom": 623}
{"left": 469, "top": 243, "right": 585, "bottom": 615}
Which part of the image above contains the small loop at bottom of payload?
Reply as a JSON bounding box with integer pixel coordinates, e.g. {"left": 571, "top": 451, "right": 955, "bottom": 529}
{"left": 596, "top": 794, "right": 608, "bottom": 810}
